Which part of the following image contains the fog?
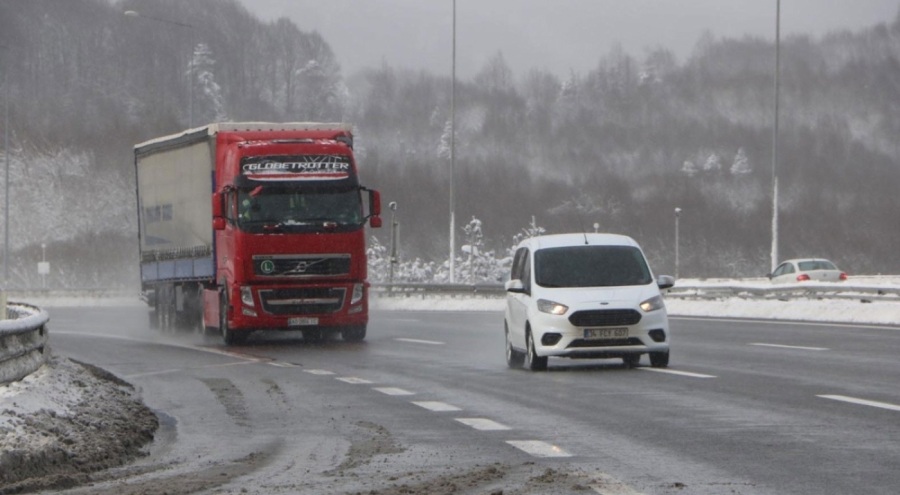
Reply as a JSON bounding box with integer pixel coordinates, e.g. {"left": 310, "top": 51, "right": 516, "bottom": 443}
{"left": 242, "top": 0, "right": 900, "bottom": 77}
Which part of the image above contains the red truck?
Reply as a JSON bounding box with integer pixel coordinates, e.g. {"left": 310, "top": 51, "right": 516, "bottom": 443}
{"left": 134, "top": 123, "right": 382, "bottom": 345}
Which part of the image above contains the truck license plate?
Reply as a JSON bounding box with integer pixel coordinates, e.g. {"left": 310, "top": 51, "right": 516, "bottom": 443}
{"left": 289, "top": 317, "right": 319, "bottom": 327}
{"left": 584, "top": 327, "right": 628, "bottom": 340}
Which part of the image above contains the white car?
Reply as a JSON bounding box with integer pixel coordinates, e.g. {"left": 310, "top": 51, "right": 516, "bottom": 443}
{"left": 769, "top": 258, "right": 847, "bottom": 284}
{"left": 504, "top": 233, "right": 674, "bottom": 371}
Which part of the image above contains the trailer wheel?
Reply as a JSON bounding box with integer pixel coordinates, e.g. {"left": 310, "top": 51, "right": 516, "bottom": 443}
{"left": 341, "top": 325, "right": 366, "bottom": 342}
{"left": 220, "top": 294, "right": 247, "bottom": 345}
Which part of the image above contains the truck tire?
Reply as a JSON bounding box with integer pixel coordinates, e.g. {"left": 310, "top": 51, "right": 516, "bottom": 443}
{"left": 341, "top": 325, "right": 366, "bottom": 342}
{"left": 302, "top": 328, "right": 325, "bottom": 343}
{"left": 220, "top": 295, "right": 247, "bottom": 345}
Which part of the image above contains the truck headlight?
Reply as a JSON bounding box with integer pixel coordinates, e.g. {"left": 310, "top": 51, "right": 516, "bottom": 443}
{"left": 240, "top": 286, "right": 254, "bottom": 307}
{"left": 350, "top": 283, "right": 364, "bottom": 305}
{"left": 537, "top": 299, "right": 568, "bottom": 315}
{"left": 640, "top": 295, "right": 665, "bottom": 312}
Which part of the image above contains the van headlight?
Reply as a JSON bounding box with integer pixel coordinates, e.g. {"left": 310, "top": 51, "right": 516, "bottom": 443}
{"left": 640, "top": 295, "right": 665, "bottom": 312}
{"left": 537, "top": 299, "right": 569, "bottom": 315}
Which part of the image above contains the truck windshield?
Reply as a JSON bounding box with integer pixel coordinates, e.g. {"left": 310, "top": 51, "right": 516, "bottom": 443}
{"left": 237, "top": 189, "right": 363, "bottom": 233}
{"left": 534, "top": 245, "right": 652, "bottom": 288}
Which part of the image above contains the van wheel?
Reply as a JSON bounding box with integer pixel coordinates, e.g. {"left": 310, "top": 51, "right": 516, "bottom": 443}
{"left": 525, "top": 328, "right": 548, "bottom": 371}
{"left": 649, "top": 351, "right": 669, "bottom": 368}
{"left": 505, "top": 323, "right": 524, "bottom": 368}
{"left": 622, "top": 354, "right": 641, "bottom": 367}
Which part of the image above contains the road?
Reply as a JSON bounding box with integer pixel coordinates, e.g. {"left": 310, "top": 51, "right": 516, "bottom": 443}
{"left": 44, "top": 304, "right": 900, "bottom": 494}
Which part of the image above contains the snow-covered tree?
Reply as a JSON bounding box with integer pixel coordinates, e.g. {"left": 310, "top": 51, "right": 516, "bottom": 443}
{"left": 681, "top": 160, "right": 699, "bottom": 177}
{"left": 191, "top": 43, "right": 227, "bottom": 123}
{"left": 730, "top": 147, "right": 752, "bottom": 175}
{"left": 702, "top": 152, "right": 723, "bottom": 172}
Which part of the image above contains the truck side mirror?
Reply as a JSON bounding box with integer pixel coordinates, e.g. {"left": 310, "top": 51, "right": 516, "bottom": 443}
{"left": 368, "top": 189, "right": 382, "bottom": 228}
{"left": 212, "top": 191, "right": 224, "bottom": 218}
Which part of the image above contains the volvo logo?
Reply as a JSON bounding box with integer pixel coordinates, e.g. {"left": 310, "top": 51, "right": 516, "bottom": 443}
{"left": 290, "top": 259, "right": 326, "bottom": 274}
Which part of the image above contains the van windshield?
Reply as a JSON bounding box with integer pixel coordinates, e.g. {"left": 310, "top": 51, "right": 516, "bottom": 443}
{"left": 534, "top": 245, "right": 652, "bottom": 288}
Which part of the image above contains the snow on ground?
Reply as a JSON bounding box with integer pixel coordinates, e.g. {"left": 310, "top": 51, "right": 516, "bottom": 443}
{"left": 1, "top": 276, "right": 898, "bottom": 490}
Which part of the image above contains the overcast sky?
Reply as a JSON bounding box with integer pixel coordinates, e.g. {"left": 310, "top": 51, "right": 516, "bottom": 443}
{"left": 239, "top": 0, "right": 899, "bottom": 78}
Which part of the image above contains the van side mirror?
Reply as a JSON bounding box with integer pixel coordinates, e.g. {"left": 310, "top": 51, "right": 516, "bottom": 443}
{"left": 657, "top": 275, "right": 675, "bottom": 290}
{"left": 505, "top": 279, "right": 526, "bottom": 294}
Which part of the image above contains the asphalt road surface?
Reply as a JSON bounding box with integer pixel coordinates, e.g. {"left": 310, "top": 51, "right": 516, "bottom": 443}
{"left": 42, "top": 304, "right": 900, "bottom": 494}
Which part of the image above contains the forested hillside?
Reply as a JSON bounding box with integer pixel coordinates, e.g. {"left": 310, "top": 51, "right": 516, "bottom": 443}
{"left": 0, "top": 0, "right": 898, "bottom": 288}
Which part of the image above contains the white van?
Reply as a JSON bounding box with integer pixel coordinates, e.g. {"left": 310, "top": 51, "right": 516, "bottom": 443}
{"left": 504, "top": 233, "right": 674, "bottom": 371}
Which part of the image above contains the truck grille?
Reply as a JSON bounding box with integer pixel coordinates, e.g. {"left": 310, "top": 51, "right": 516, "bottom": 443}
{"left": 259, "top": 288, "right": 346, "bottom": 315}
{"left": 253, "top": 254, "right": 350, "bottom": 278}
{"left": 568, "top": 309, "right": 642, "bottom": 327}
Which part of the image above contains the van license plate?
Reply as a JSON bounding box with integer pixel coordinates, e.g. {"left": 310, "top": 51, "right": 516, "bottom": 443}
{"left": 584, "top": 327, "right": 628, "bottom": 339}
{"left": 289, "top": 317, "right": 318, "bottom": 327}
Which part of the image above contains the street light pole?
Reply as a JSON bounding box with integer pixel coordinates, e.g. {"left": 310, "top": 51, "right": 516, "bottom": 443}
{"left": 388, "top": 202, "right": 398, "bottom": 287}
{"left": 2, "top": 44, "right": 9, "bottom": 287}
{"left": 770, "top": 0, "right": 781, "bottom": 272}
{"left": 449, "top": 0, "right": 457, "bottom": 283}
{"left": 674, "top": 207, "right": 682, "bottom": 279}
{"left": 124, "top": 10, "right": 194, "bottom": 127}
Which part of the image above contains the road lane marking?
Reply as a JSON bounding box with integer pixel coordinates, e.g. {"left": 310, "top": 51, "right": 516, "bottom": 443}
{"left": 303, "top": 369, "right": 335, "bottom": 375}
{"left": 336, "top": 377, "right": 373, "bottom": 384}
{"left": 374, "top": 387, "right": 415, "bottom": 396}
{"left": 412, "top": 401, "right": 462, "bottom": 412}
{"left": 455, "top": 418, "right": 511, "bottom": 431}
{"left": 750, "top": 343, "right": 829, "bottom": 351}
{"left": 818, "top": 395, "right": 900, "bottom": 412}
{"left": 396, "top": 338, "right": 445, "bottom": 345}
{"left": 506, "top": 440, "right": 572, "bottom": 458}
{"left": 268, "top": 362, "right": 300, "bottom": 368}
{"left": 638, "top": 368, "right": 716, "bottom": 378}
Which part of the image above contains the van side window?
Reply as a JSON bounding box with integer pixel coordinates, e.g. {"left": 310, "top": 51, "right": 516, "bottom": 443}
{"left": 521, "top": 250, "right": 531, "bottom": 293}
{"left": 511, "top": 247, "right": 527, "bottom": 280}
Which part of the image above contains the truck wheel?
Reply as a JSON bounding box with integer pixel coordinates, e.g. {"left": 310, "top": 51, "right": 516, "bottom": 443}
{"left": 220, "top": 295, "right": 246, "bottom": 345}
{"left": 341, "top": 325, "right": 366, "bottom": 342}
{"left": 302, "top": 328, "right": 325, "bottom": 343}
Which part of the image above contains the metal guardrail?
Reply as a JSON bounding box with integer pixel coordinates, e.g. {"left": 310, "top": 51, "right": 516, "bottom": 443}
{"left": 372, "top": 281, "right": 900, "bottom": 303}
{"left": 0, "top": 302, "right": 51, "bottom": 385}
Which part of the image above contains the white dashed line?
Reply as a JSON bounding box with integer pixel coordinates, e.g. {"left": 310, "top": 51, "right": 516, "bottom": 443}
{"left": 455, "top": 418, "right": 511, "bottom": 431}
{"left": 374, "top": 387, "right": 415, "bottom": 396}
{"left": 412, "top": 401, "right": 462, "bottom": 412}
{"left": 268, "top": 362, "right": 300, "bottom": 368}
{"left": 818, "top": 395, "right": 900, "bottom": 412}
{"left": 506, "top": 440, "right": 572, "bottom": 458}
{"left": 303, "top": 369, "right": 335, "bottom": 375}
{"left": 396, "top": 338, "right": 445, "bottom": 345}
{"left": 638, "top": 368, "right": 716, "bottom": 378}
{"left": 751, "top": 343, "right": 829, "bottom": 351}
{"left": 336, "top": 377, "right": 374, "bottom": 384}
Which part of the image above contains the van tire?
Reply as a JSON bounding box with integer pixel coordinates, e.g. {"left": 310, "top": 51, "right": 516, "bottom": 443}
{"left": 505, "top": 323, "right": 525, "bottom": 368}
{"left": 525, "top": 328, "right": 548, "bottom": 371}
{"left": 649, "top": 351, "right": 669, "bottom": 368}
